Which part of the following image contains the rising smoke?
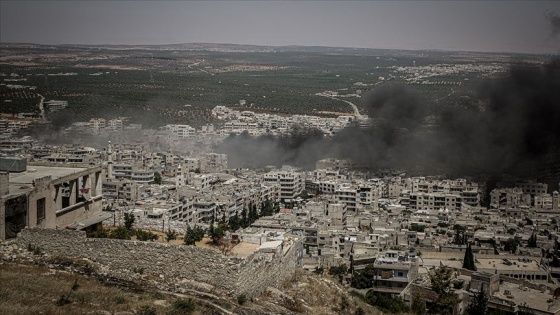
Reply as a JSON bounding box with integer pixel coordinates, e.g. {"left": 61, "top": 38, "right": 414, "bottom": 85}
{"left": 216, "top": 58, "right": 560, "bottom": 184}
{"left": 546, "top": 10, "right": 560, "bottom": 40}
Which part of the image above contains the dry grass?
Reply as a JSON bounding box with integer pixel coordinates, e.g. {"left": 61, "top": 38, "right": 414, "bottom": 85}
{"left": 0, "top": 262, "right": 216, "bottom": 315}
{"left": 269, "top": 270, "right": 384, "bottom": 315}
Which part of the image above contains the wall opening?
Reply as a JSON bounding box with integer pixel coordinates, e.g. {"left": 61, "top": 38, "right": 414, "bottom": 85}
{"left": 5, "top": 195, "right": 27, "bottom": 239}
{"left": 37, "top": 197, "right": 46, "bottom": 224}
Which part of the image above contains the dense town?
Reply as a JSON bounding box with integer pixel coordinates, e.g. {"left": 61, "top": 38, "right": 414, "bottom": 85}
{"left": 2, "top": 104, "right": 560, "bottom": 315}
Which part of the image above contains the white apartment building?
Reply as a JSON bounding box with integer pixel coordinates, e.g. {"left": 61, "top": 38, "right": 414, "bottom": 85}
{"left": 44, "top": 100, "right": 68, "bottom": 112}
{"left": 111, "top": 164, "right": 154, "bottom": 184}
{"left": 176, "top": 167, "right": 213, "bottom": 190}
{"left": 165, "top": 124, "right": 196, "bottom": 138}
{"left": 200, "top": 153, "right": 228, "bottom": 173}
{"left": 409, "top": 192, "right": 462, "bottom": 211}
{"left": 335, "top": 183, "right": 380, "bottom": 212}
{"left": 107, "top": 119, "right": 123, "bottom": 130}
{"left": 490, "top": 188, "right": 531, "bottom": 208}
{"left": 263, "top": 171, "right": 304, "bottom": 201}
{"left": 131, "top": 169, "right": 154, "bottom": 183}
{"left": 89, "top": 118, "right": 106, "bottom": 131}
{"left": 516, "top": 181, "right": 548, "bottom": 195}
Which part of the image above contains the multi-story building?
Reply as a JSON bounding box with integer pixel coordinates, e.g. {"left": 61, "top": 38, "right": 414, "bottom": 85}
{"left": 107, "top": 119, "right": 123, "bottom": 130}
{"left": 131, "top": 169, "right": 154, "bottom": 184}
{"left": 194, "top": 201, "right": 216, "bottom": 223}
{"left": 490, "top": 188, "right": 531, "bottom": 208}
{"left": 103, "top": 178, "right": 139, "bottom": 201}
{"left": 165, "top": 124, "right": 196, "bottom": 139}
{"left": 371, "top": 251, "right": 418, "bottom": 295}
{"left": 263, "top": 171, "right": 303, "bottom": 201}
{"left": 516, "top": 180, "right": 548, "bottom": 196}
{"left": 44, "top": 100, "right": 68, "bottom": 112}
{"left": 200, "top": 153, "right": 228, "bottom": 173}
{"left": 409, "top": 192, "right": 462, "bottom": 211}
{"left": 89, "top": 118, "right": 106, "bottom": 131}
{"left": 1, "top": 165, "right": 106, "bottom": 240}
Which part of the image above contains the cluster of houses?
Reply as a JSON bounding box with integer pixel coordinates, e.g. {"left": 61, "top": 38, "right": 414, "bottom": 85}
{"left": 2, "top": 125, "right": 560, "bottom": 314}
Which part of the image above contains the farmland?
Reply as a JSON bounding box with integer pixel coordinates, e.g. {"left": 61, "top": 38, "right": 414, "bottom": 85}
{"left": 0, "top": 43, "right": 545, "bottom": 127}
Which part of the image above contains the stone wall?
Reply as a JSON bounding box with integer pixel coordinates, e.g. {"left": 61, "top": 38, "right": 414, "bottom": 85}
{"left": 237, "top": 239, "right": 303, "bottom": 295}
{"left": 11, "top": 228, "right": 301, "bottom": 297}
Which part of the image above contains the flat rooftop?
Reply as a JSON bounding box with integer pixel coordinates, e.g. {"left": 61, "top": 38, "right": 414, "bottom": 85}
{"left": 9, "top": 165, "right": 87, "bottom": 184}
{"left": 493, "top": 281, "right": 560, "bottom": 312}
{"left": 230, "top": 242, "right": 261, "bottom": 258}
{"left": 258, "top": 240, "right": 283, "bottom": 251}
{"left": 477, "top": 258, "right": 542, "bottom": 272}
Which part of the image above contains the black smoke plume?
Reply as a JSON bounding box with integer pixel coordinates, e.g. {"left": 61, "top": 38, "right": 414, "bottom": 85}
{"left": 217, "top": 59, "right": 560, "bottom": 187}
{"left": 546, "top": 11, "right": 560, "bottom": 40}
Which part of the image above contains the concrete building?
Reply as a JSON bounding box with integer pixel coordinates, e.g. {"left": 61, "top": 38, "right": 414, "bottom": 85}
{"left": 89, "top": 118, "right": 106, "bottom": 131}
{"left": 409, "top": 192, "right": 462, "bottom": 211}
{"left": 165, "top": 124, "right": 196, "bottom": 139}
{"left": 200, "top": 153, "right": 228, "bottom": 173}
{"left": 263, "top": 170, "right": 303, "bottom": 201}
{"left": 43, "top": 100, "right": 68, "bottom": 112}
{"left": 107, "top": 119, "right": 123, "bottom": 130}
{"left": 490, "top": 188, "right": 531, "bottom": 209}
{"left": 0, "top": 165, "right": 106, "bottom": 240}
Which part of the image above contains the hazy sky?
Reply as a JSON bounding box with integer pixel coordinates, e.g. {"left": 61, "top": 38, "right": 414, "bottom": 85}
{"left": 1, "top": 1, "right": 560, "bottom": 54}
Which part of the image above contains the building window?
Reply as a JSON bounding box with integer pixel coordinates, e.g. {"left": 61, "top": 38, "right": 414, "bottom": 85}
{"left": 37, "top": 198, "right": 46, "bottom": 224}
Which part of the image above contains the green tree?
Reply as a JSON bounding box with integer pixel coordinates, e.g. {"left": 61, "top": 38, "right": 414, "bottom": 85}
{"left": 299, "top": 190, "right": 310, "bottom": 199}
{"left": 351, "top": 264, "right": 376, "bottom": 289}
{"left": 248, "top": 202, "right": 258, "bottom": 225}
{"left": 153, "top": 172, "right": 162, "bottom": 185}
{"left": 329, "top": 264, "right": 348, "bottom": 283}
{"left": 465, "top": 286, "right": 488, "bottom": 315}
{"left": 168, "top": 299, "right": 196, "bottom": 315}
{"left": 228, "top": 212, "right": 240, "bottom": 231}
{"left": 135, "top": 229, "right": 158, "bottom": 241}
{"left": 124, "top": 212, "right": 135, "bottom": 230}
{"left": 453, "top": 225, "right": 466, "bottom": 245}
{"left": 528, "top": 233, "right": 538, "bottom": 248}
{"left": 241, "top": 207, "right": 248, "bottom": 228}
{"left": 463, "top": 243, "right": 477, "bottom": 271}
{"left": 166, "top": 229, "right": 177, "bottom": 242}
{"left": 89, "top": 227, "right": 108, "bottom": 238}
{"left": 365, "top": 290, "right": 409, "bottom": 314}
{"left": 210, "top": 223, "right": 226, "bottom": 244}
{"left": 260, "top": 199, "right": 274, "bottom": 217}
{"left": 411, "top": 292, "right": 427, "bottom": 315}
{"left": 184, "top": 225, "right": 205, "bottom": 246}
{"left": 428, "top": 266, "right": 460, "bottom": 315}
{"left": 109, "top": 226, "right": 132, "bottom": 240}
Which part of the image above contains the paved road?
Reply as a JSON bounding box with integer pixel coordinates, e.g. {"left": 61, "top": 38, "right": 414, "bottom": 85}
{"left": 315, "top": 93, "right": 366, "bottom": 121}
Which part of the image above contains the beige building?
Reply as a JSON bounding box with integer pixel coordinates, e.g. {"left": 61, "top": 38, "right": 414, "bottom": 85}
{"left": 1, "top": 165, "right": 105, "bottom": 240}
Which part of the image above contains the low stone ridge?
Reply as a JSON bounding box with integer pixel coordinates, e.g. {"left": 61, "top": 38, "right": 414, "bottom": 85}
{"left": 6, "top": 228, "right": 301, "bottom": 298}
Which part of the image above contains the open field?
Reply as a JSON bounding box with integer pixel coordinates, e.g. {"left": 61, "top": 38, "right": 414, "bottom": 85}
{"left": 0, "top": 262, "right": 205, "bottom": 315}
{"left": 1, "top": 43, "right": 545, "bottom": 128}
{"left": 0, "top": 259, "right": 382, "bottom": 315}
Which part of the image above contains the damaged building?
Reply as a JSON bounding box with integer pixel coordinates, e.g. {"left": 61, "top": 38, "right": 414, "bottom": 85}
{"left": 0, "top": 163, "right": 106, "bottom": 241}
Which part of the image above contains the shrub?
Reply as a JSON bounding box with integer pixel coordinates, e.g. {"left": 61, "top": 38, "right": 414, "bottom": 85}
{"left": 138, "top": 306, "right": 157, "bottom": 315}
{"left": 109, "top": 226, "right": 132, "bottom": 240}
{"left": 168, "top": 299, "right": 196, "bottom": 315}
{"left": 55, "top": 294, "right": 71, "bottom": 306}
{"left": 237, "top": 294, "right": 247, "bottom": 305}
{"left": 135, "top": 229, "right": 159, "bottom": 242}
